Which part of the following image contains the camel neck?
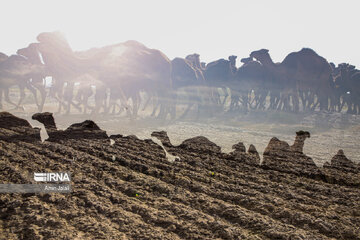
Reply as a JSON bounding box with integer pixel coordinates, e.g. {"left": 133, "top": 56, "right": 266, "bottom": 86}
{"left": 261, "top": 54, "right": 276, "bottom": 67}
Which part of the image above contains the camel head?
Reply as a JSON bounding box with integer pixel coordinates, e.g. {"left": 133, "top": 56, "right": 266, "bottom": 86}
{"left": 17, "top": 43, "right": 40, "bottom": 59}
{"left": 329, "top": 62, "right": 336, "bottom": 70}
{"left": 228, "top": 55, "right": 237, "bottom": 65}
{"left": 185, "top": 53, "right": 201, "bottom": 69}
{"left": 250, "top": 49, "right": 269, "bottom": 63}
{"left": 240, "top": 57, "right": 253, "bottom": 64}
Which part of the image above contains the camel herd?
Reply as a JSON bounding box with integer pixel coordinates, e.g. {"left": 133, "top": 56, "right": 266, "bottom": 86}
{"left": 0, "top": 31, "right": 359, "bottom": 118}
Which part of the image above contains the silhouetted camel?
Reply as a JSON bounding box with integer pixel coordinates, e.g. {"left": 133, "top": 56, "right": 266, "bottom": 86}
{"left": 250, "top": 48, "right": 333, "bottom": 112}
{"left": 171, "top": 57, "right": 208, "bottom": 119}
{"left": 0, "top": 54, "right": 45, "bottom": 110}
{"left": 17, "top": 43, "right": 48, "bottom": 111}
{"left": 35, "top": 32, "right": 174, "bottom": 119}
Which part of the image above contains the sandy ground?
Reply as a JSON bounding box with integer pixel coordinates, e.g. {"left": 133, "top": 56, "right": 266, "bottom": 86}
{"left": 2, "top": 88, "right": 359, "bottom": 166}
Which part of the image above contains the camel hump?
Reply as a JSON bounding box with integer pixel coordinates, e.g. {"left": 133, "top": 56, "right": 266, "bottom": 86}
{"left": 123, "top": 40, "right": 146, "bottom": 49}
{"left": 299, "top": 48, "right": 318, "bottom": 56}
{"left": 205, "top": 58, "right": 228, "bottom": 69}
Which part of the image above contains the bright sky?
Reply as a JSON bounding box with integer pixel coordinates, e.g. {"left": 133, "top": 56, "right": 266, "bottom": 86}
{"left": 1, "top": 0, "right": 359, "bottom": 67}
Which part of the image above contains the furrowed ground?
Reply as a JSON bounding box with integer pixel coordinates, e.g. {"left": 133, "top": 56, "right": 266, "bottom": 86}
{"left": 0, "top": 112, "right": 359, "bottom": 240}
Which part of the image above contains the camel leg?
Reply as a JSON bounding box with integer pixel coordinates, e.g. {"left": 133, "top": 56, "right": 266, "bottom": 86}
{"left": 142, "top": 92, "right": 152, "bottom": 111}
{"left": 55, "top": 85, "right": 64, "bottom": 114}
{"left": 35, "top": 83, "right": 47, "bottom": 112}
{"left": 178, "top": 102, "right": 194, "bottom": 120}
{"left": 249, "top": 94, "right": 257, "bottom": 110}
{"left": 277, "top": 98, "right": 283, "bottom": 111}
{"left": 269, "top": 91, "right": 278, "bottom": 110}
{"left": 339, "top": 97, "right": 345, "bottom": 112}
{"left": 242, "top": 92, "right": 250, "bottom": 110}
{"left": 0, "top": 89, "right": 3, "bottom": 109}
{"left": 25, "top": 83, "right": 40, "bottom": 109}
{"left": 257, "top": 90, "right": 267, "bottom": 110}
{"left": 130, "top": 93, "right": 139, "bottom": 119}
{"left": 15, "top": 85, "right": 26, "bottom": 109}
{"left": 4, "top": 88, "right": 19, "bottom": 108}
{"left": 221, "top": 87, "right": 230, "bottom": 105}
{"left": 230, "top": 92, "right": 241, "bottom": 111}
{"left": 308, "top": 92, "right": 315, "bottom": 111}
{"left": 299, "top": 91, "right": 306, "bottom": 111}
{"left": 151, "top": 101, "right": 160, "bottom": 117}
{"left": 292, "top": 92, "right": 299, "bottom": 112}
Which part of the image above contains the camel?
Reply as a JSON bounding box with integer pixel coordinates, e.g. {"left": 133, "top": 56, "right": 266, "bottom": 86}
{"left": 203, "top": 56, "right": 237, "bottom": 107}
{"left": 171, "top": 57, "right": 208, "bottom": 119}
{"left": 35, "top": 32, "right": 174, "bottom": 119}
{"left": 34, "top": 32, "right": 101, "bottom": 114}
{"left": 229, "top": 57, "right": 270, "bottom": 111}
{"left": 250, "top": 48, "right": 333, "bottom": 112}
{"left": 17, "top": 43, "right": 48, "bottom": 111}
{"left": 332, "top": 63, "right": 354, "bottom": 113}
{"left": 0, "top": 54, "right": 45, "bottom": 110}
{"left": 335, "top": 64, "right": 360, "bottom": 114}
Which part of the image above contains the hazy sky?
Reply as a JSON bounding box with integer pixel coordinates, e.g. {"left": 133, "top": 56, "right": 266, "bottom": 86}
{"left": 1, "top": 0, "right": 359, "bottom": 66}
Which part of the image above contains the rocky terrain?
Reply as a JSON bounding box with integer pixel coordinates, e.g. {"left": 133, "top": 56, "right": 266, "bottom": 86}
{"left": 0, "top": 111, "right": 360, "bottom": 239}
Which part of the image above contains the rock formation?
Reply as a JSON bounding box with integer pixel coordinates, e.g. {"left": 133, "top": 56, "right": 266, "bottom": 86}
{"left": 31, "top": 112, "right": 107, "bottom": 141}
{"left": 323, "top": 149, "right": 359, "bottom": 186}
{"left": 151, "top": 131, "right": 173, "bottom": 148}
{"left": 179, "top": 136, "right": 221, "bottom": 154}
{"left": 262, "top": 131, "right": 322, "bottom": 179}
{"left": 290, "top": 130, "right": 310, "bottom": 153}
{"left": 0, "top": 112, "right": 40, "bottom": 142}
{"left": 228, "top": 142, "right": 260, "bottom": 165}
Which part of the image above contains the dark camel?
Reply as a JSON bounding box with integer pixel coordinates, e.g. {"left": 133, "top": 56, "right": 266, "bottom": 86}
{"left": 203, "top": 55, "right": 237, "bottom": 107}
{"left": 250, "top": 48, "right": 333, "bottom": 112}
{"left": 17, "top": 43, "right": 48, "bottom": 111}
{"left": 229, "top": 57, "right": 270, "bottom": 111}
{"left": 35, "top": 32, "right": 174, "bottom": 119}
{"left": 171, "top": 57, "right": 208, "bottom": 119}
{"left": 0, "top": 54, "right": 45, "bottom": 110}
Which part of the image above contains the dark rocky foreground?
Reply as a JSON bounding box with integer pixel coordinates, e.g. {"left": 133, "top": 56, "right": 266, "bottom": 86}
{"left": 0, "top": 112, "right": 359, "bottom": 240}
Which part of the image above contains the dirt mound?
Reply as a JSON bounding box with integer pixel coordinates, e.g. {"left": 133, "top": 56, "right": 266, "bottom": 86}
{"left": 0, "top": 112, "right": 40, "bottom": 142}
{"left": 1, "top": 112, "right": 360, "bottom": 239}
{"left": 32, "top": 112, "right": 108, "bottom": 141}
